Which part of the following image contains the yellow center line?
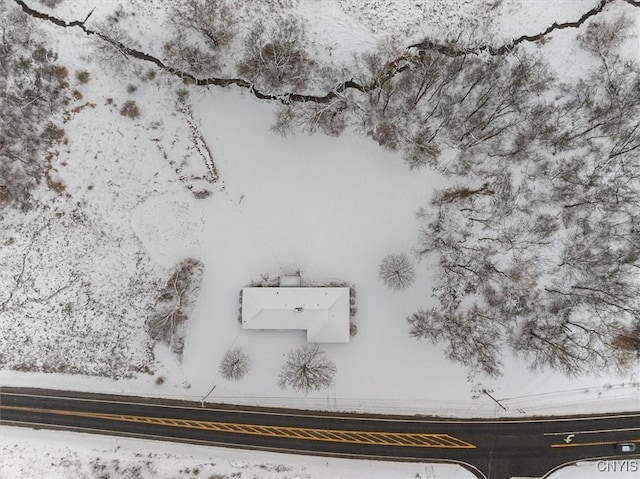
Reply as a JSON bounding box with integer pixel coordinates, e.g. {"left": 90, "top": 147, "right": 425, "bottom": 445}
{"left": 551, "top": 439, "right": 640, "bottom": 448}
{"left": 431, "top": 435, "right": 465, "bottom": 447}
{"left": 186, "top": 420, "right": 209, "bottom": 430}
{"left": 408, "top": 435, "right": 435, "bottom": 446}
{"left": 0, "top": 405, "right": 475, "bottom": 449}
{"left": 386, "top": 434, "right": 413, "bottom": 446}
{"left": 243, "top": 425, "right": 268, "bottom": 435}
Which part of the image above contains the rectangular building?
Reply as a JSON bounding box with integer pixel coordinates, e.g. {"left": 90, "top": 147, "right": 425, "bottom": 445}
{"left": 241, "top": 287, "right": 350, "bottom": 343}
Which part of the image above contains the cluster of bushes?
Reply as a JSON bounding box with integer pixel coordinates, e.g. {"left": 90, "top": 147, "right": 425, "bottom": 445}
{"left": 0, "top": 4, "right": 72, "bottom": 210}
{"left": 147, "top": 258, "right": 204, "bottom": 356}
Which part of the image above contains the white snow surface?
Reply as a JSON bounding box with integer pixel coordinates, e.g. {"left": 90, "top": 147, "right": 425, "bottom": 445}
{"left": 1, "top": 0, "right": 638, "bottom": 427}
{"left": 337, "top": 0, "right": 604, "bottom": 46}
{"left": 2, "top": 1, "right": 640, "bottom": 478}
{"left": 547, "top": 460, "right": 640, "bottom": 479}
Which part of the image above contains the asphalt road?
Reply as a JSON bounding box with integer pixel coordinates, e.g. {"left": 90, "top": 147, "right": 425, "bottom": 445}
{"left": 1, "top": 387, "right": 638, "bottom": 479}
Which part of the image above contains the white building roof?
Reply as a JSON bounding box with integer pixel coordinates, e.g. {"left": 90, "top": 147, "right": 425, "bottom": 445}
{"left": 241, "top": 287, "right": 350, "bottom": 343}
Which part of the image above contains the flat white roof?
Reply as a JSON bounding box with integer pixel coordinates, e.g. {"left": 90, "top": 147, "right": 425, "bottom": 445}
{"left": 241, "top": 287, "right": 350, "bottom": 343}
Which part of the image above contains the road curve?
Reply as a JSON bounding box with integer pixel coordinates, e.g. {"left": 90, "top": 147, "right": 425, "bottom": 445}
{"left": 1, "top": 387, "right": 638, "bottom": 479}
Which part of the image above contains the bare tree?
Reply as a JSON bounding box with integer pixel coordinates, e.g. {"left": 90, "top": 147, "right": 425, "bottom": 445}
{"left": 148, "top": 258, "right": 204, "bottom": 355}
{"left": 578, "top": 14, "right": 634, "bottom": 61}
{"left": 408, "top": 21, "right": 640, "bottom": 377}
{"left": 278, "top": 344, "right": 336, "bottom": 395}
{"left": 379, "top": 253, "right": 416, "bottom": 290}
{"left": 271, "top": 98, "right": 349, "bottom": 138}
{"left": 219, "top": 347, "right": 251, "bottom": 381}
{"left": 402, "top": 126, "right": 441, "bottom": 169}
{"left": 238, "top": 15, "right": 313, "bottom": 90}
{"left": 169, "top": 0, "right": 235, "bottom": 49}
{"left": 408, "top": 306, "right": 503, "bottom": 378}
{"left": 0, "top": 4, "right": 72, "bottom": 210}
{"left": 163, "top": 32, "right": 219, "bottom": 76}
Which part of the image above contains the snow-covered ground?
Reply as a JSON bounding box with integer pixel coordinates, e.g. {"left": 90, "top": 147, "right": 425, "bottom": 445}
{"left": 1, "top": 0, "right": 638, "bottom": 415}
{"left": 1, "top": 1, "right": 639, "bottom": 476}
{"left": 547, "top": 459, "right": 639, "bottom": 479}
{"left": 0, "top": 0, "right": 640, "bottom": 479}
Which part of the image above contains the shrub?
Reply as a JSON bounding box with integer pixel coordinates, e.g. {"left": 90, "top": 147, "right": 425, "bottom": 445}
{"left": 42, "top": 124, "right": 66, "bottom": 142}
{"left": 349, "top": 322, "right": 358, "bottom": 336}
{"left": 76, "top": 70, "right": 90, "bottom": 83}
{"left": 176, "top": 88, "right": 189, "bottom": 104}
{"left": 120, "top": 100, "right": 140, "bottom": 119}
{"left": 51, "top": 65, "right": 69, "bottom": 82}
{"left": 39, "top": 0, "right": 65, "bottom": 7}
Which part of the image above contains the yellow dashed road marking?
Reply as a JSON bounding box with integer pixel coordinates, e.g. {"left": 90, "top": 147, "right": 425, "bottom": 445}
{"left": 0, "top": 405, "right": 475, "bottom": 449}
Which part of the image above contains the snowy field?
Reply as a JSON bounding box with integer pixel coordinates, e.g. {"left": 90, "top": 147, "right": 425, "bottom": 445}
{"left": 0, "top": 0, "right": 640, "bottom": 479}
{"left": 1, "top": 0, "right": 640, "bottom": 477}
{"left": 2, "top": 0, "right": 638, "bottom": 418}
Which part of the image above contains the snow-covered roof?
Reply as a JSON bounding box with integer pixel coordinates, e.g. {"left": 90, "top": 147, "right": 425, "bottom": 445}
{"left": 241, "top": 287, "right": 350, "bottom": 343}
